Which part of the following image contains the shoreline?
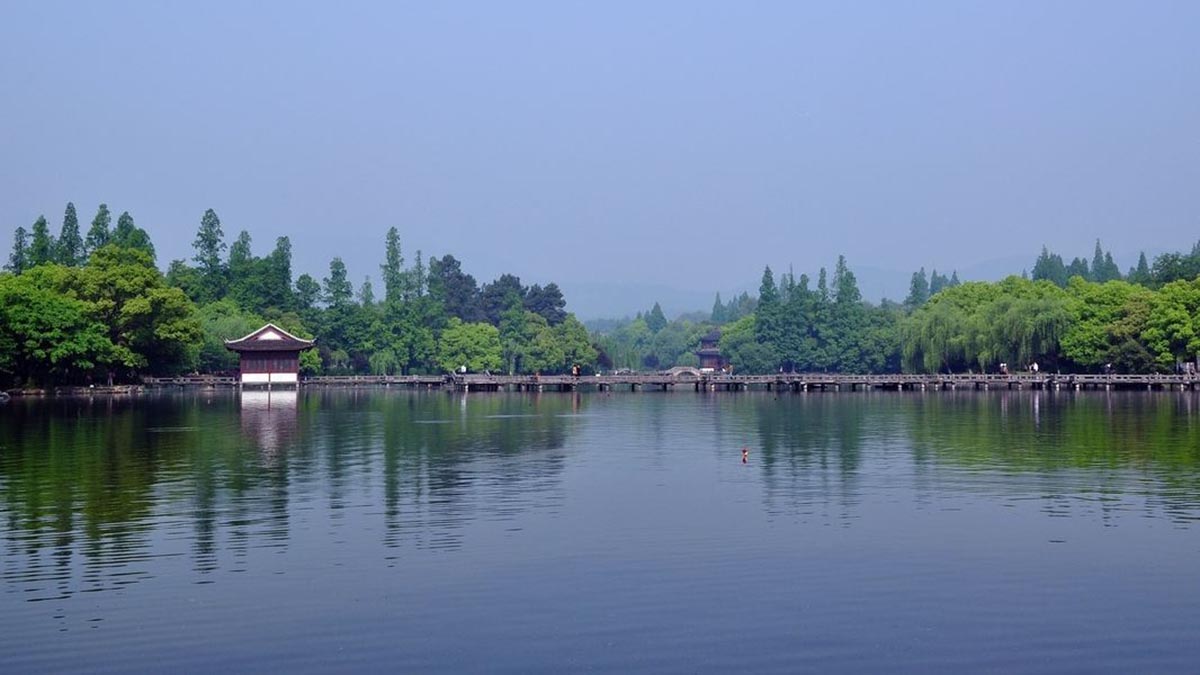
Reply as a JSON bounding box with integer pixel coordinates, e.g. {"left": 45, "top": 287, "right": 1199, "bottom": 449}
{"left": 7, "top": 371, "right": 1200, "bottom": 398}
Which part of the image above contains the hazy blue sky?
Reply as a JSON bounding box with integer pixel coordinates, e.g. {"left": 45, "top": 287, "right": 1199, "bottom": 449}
{"left": 2, "top": 2, "right": 1198, "bottom": 315}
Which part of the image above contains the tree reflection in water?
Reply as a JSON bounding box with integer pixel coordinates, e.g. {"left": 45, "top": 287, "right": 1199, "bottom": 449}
{"left": 0, "top": 390, "right": 575, "bottom": 600}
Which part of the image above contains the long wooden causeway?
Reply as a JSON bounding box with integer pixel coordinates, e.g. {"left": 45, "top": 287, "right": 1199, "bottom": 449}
{"left": 141, "top": 372, "right": 1200, "bottom": 392}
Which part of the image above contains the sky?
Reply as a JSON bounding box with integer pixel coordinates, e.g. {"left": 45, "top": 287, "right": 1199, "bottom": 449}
{"left": 2, "top": 2, "right": 1198, "bottom": 317}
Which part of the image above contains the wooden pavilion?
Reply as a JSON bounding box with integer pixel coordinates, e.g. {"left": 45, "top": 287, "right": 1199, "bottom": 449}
{"left": 224, "top": 323, "right": 315, "bottom": 388}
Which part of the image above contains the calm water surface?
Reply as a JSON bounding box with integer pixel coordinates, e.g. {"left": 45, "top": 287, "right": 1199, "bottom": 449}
{"left": 2, "top": 390, "right": 1199, "bottom": 673}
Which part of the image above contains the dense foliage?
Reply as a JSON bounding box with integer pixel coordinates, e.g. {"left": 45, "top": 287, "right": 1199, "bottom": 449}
{"left": 2, "top": 206, "right": 596, "bottom": 387}
{"left": 592, "top": 241, "right": 1200, "bottom": 375}
{"left": 6, "top": 205, "right": 1200, "bottom": 383}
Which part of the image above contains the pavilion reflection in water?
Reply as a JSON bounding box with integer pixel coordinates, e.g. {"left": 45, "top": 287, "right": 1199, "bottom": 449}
{"left": 240, "top": 390, "right": 298, "bottom": 457}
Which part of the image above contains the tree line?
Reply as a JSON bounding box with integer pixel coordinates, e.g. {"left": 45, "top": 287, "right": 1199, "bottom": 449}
{"left": 2, "top": 203, "right": 596, "bottom": 387}
{"left": 6, "top": 204, "right": 1200, "bottom": 384}
{"left": 592, "top": 240, "right": 1200, "bottom": 375}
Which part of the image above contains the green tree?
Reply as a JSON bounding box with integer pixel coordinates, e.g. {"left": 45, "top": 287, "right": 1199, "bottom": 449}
{"left": 753, "top": 266, "right": 783, "bottom": 362}
{"left": 226, "top": 230, "right": 254, "bottom": 307}
{"left": 412, "top": 250, "right": 427, "bottom": 297}
{"left": 499, "top": 293, "right": 529, "bottom": 373}
{"left": 1031, "top": 246, "right": 1068, "bottom": 287}
{"left": 196, "top": 299, "right": 265, "bottom": 372}
{"left": 711, "top": 292, "right": 726, "bottom": 323}
{"left": 1128, "top": 252, "right": 1152, "bottom": 286}
{"left": 323, "top": 257, "right": 353, "bottom": 307}
{"left": 521, "top": 312, "right": 566, "bottom": 373}
{"left": 929, "top": 269, "right": 951, "bottom": 295}
{"left": 295, "top": 273, "right": 321, "bottom": 310}
{"left": 428, "top": 254, "right": 480, "bottom": 322}
{"left": 828, "top": 255, "right": 866, "bottom": 370}
{"left": 556, "top": 315, "right": 598, "bottom": 371}
{"left": 84, "top": 203, "right": 111, "bottom": 255}
{"left": 437, "top": 318, "right": 502, "bottom": 373}
{"left": 1060, "top": 279, "right": 1153, "bottom": 369}
{"left": 192, "top": 208, "right": 227, "bottom": 302}
{"left": 1066, "top": 257, "right": 1090, "bottom": 280}
{"left": 0, "top": 271, "right": 113, "bottom": 385}
{"left": 111, "top": 212, "right": 156, "bottom": 261}
{"left": 165, "top": 260, "right": 204, "bottom": 302}
{"left": 264, "top": 236, "right": 294, "bottom": 311}
{"left": 720, "top": 315, "right": 777, "bottom": 373}
{"left": 646, "top": 301, "right": 668, "bottom": 333}
{"left": 358, "top": 276, "right": 376, "bottom": 307}
{"left": 368, "top": 348, "right": 402, "bottom": 375}
{"left": 29, "top": 216, "right": 55, "bottom": 267}
{"left": 905, "top": 268, "right": 929, "bottom": 308}
{"left": 481, "top": 274, "right": 524, "bottom": 324}
{"left": 1102, "top": 252, "right": 1121, "bottom": 282}
{"left": 525, "top": 283, "right": 567, "bottom": 325}
{"left": 1143, "top": 279, "right": 1200, "bottom": 369}
{"left": 1090, "top": 240, "right": 1106, "bottom": 282}
{"left": 381, "top": 227, "right": 405, "bottom": 302}
{"left": 73, "top": 245, "right": 201, "bottom": 378}
{"left": 57, "top": 202, "right": 84, "bottom": 266}
{"left": 6, "top": 226, "right": 29, "bottom": 274}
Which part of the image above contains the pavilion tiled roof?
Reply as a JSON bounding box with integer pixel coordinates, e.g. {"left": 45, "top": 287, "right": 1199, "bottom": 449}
{"left": 224, "top": 323, "right": 315, "bottom": 352}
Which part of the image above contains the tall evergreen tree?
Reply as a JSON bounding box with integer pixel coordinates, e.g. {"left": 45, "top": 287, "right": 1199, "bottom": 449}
{"left": 381, "top": 227, "right": 405, "bottom": 302}
{"left": 1101, "top": 252, "right": 1121, "bottom": 282}
{"left": 833, "top": 255, "right": 861, "bottom": 305}
{"left": 1090, "top": 240, "right": 1107, "bottom": 282}
{"left": 56, "top": 202, "right": 83, "bottom": 266}
{"left": 754, "top": 266, "right": 783, "bottom": 359}
{"left": 1067, "top": 257, "right": 1090, "bottom": 280}
{"left": 905, "top": 267, "right": 929, "bottom": 308}
{"left": 480, "top": 274, "right": 524, "bottom": 324}
{"left": 85, "top": 203, "right": 111, "bottom": 256}
{"left": 428, "top": 254, "right": 480, "bottom": 322}
{"left": 711, "top": 292, "right": 726, "bottom": 323}
{"left": 1128, "top": 252, "right": 1152, "bottom": 286}
{"left": 28, "top": 216, "right": 55, "bottom": 267}
{"left": 1031, "top": 246, "right": 1068, "bottom": 286}
{"left": 265, "top": 236, "right": 294, "bottom": 310}
{"left": 6, "top": 226, "right": 29, "bottom": 274}
{"left": 323, "top": 257, "right": 353, "bottom": 306}
{"left": 646, "top": 302, "right": 668, "bottom": 333}
{"left": 192, "top": 209, "right": 227, "bottom": 302}
{"left": 359, "top": 276, "right": 376, "bottom": 307}
{"left": 525, "top": 283, "right": 567, "bottom": 325}
{"left": 295, "top": 273, "right": 321, "bottom": 310}
{"left": 499, "top": 292, "right": 528, "bottom": 374}
{"left": 412, "top": 250, "right": 426, "bottom": 297}
{"left": 830, "top": 255, "right": 866, "bottom": 371}
{"left": 929, "top": 269, "right": 950, "bottom": 294}
{"left": 226, "top": 230, "right": 255, "bottom": 308}
{"left": 228, "top": 230, "right": 252, "bottom": 270}
{"left": 111, "top": 212, "right": 155, "bottom": 261}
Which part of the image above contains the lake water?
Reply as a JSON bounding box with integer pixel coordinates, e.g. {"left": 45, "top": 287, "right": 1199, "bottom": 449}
{"left": 2, "top": 389, "right": 1199, "bottom": 673}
